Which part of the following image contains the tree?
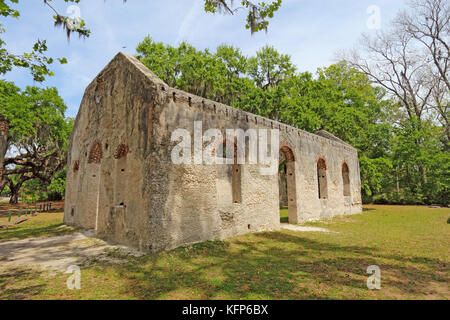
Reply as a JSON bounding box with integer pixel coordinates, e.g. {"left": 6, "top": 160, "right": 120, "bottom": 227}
{"left": 136, "top": 38, "right": 252, "bottom": 106}
{"left": 0, "top": 80, "right": 19, "bottom": 188}
{"left": 397, "top": 0, "right": 449, "bottom": 91}
{"left": 346, "top": 0, "right": 449, "bottom": 146}
{"left": 344, "top": 0, "right": 449, "bottom": 203}
{"left": 215, "top": 44, "right": 248, "bottom": 105}
{"left": 348, "top": 30, "right": 432, "bottom": 129}
{"left": 390, "top": 119, "right": 449, "bottom": 205}
{"left": 396, "top": 0, "right": 450, "bottom": 147}
{"left": 204, "top": 0, "right": 282, "bottom": 34}
{"left": 0, "top": 81, "right": 72, "bottom": 203}
{"left": 247, "top": 45, "right": 296, "bottom": 89}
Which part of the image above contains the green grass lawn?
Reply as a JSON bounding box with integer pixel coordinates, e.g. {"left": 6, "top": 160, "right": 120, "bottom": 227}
{"left": 280, "top": 207, "right": 288, "bottom": 223}
{"left": 0, "top": 205, "right": 449, "bottom": 299}
{"left": 0, "top": 212, "right": 75, "bottom": 243}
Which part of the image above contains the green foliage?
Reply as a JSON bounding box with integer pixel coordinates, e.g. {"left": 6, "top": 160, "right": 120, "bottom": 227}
{"left": 204, "top": 0, "right": 282, "bottom": 33}
{"left": 15, "top": 170, "right": 66, "bottom": 203}
{"left": 136, "top": 38, "right": 251, "bottom": 106}
{"left": 0, "top": 80, "right": 73, "bottom": 203}
{"left": 0, "top": 0, "right": 82, "bottom": 81}
{"left": 390, "top": 121, "right": 449, "bottom": 205}
{"left": 20, "top": 178, "right": 45, "bottom": 203}
{"left": 359, "top": 156, "right": 392, "bottom": 201}
{"left": 247, "top": 45, "right": 295, "bottom": 89}
{"left": 0, "top": 81, "right": 68, "bottom": 142}
{"left": 47, "top": 170, "right": 66, "bottom": 199}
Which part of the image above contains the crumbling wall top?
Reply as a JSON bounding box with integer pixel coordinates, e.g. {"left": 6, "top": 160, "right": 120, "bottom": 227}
{"left": 93, "top": 52, "right": 358, "bottom": 154}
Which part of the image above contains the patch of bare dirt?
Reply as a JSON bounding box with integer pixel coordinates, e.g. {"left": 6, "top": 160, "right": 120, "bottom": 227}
{"left": 0, "top": 230, "right": 144, "bottom": 273}
{"left": 280, "top": 224, "right": 333, "bottom": 233}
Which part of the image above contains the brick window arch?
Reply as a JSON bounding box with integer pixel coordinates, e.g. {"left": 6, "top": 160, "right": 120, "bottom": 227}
{"left": 280, "top": 145, "right": 296, "bottom": 162}
{"left": 88, "top": 141, "right": 103, "bottom": 164}
{"left": 114, "top": 144, "right": 129, "bottom": 159}
{"left": 279, "top": 145, "right": 298, "bottom": 223}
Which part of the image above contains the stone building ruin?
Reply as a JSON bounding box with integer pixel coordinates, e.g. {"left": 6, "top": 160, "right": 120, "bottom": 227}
{"left": 64, "top": 52, "right": 362, "bottom": 253}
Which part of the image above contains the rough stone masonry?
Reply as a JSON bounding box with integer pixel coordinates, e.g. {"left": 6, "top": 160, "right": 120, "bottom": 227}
{"left": 64, "top": 52, "right": 362, "bottom": 253}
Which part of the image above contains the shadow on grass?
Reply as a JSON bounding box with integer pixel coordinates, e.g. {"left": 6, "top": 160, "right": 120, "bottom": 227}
{"left": 109, "top": 231, "right": 448, "bottom": 299}
{"left": 0, "top": 268, "right": 47, "bottom": 299}
{"left": 280, "top": 217, "right": 289, "bottom": 223}
{"left": 0, "top": 229, "right": 447, "bottom": 300}
{"left": 0, "top": 223, "right": 74, "bottom": 242}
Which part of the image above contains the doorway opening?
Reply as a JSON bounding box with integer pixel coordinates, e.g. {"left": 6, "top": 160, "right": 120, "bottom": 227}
{"left": 342, "top": 162, "right": 351, "bottom": 197}
{"left": 279, "top": 146, "right": 297, "bottom": 223}
{"left": 215, "top": 139, "right": 242, "bottom": 204}
{"left": 317, "top": 158, "right": 328, "bottom": 199}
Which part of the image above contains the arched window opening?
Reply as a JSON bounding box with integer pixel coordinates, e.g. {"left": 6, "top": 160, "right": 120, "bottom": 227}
{"left": 84, "top": 141, "right": 102, "bottom": 230}
{"left": 280, "top": 146, "right": 295, "bottom": 162}
{"left": 279, "top": 145, "right": 297, "bottom": 223}
{"left": 278, "top": 158, "right": 288, "bottom": 209}
{"left": 317, "top": 158, "right": 328, "bottom": 199}
{"left": 114, "top": 144, "right": 129, "bottom": 207}
{"left": 342, "top": 162, "right": 351, "bottom": 197}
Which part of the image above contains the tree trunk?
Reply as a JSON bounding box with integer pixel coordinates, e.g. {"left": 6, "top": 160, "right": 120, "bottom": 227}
{"left": 396, "top": 169, "right": 400, "bottom": 194}
{"left": 8, "top": 175, "right": 29, "bottom": 205}
{"left": 0, "top": 116, "right": 9, "bottom": 190}
{"left": 9, "top": 191, "right": 18, "bottom": 204}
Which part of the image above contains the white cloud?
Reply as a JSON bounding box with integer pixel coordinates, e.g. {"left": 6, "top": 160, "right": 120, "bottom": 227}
{"left": 176, "top": 0, "right": 203, "bottom": 44}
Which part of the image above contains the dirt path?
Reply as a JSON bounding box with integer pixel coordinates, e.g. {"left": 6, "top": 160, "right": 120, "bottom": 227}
{"left": 280, "top": 223, "right": 332, "bottom": 233}
{"left": 0, "top": 231, "right": 143, "bottom": 273}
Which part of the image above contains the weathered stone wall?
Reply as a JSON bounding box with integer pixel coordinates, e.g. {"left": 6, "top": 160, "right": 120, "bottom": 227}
{"left": 64, "top": 52, "right": 165, "bottom": 251}
{"left": 64, "top": 52, "right": 362, "bottom": 253}
{"left": 148, "top": 92, "right": 280, "bottom": 251}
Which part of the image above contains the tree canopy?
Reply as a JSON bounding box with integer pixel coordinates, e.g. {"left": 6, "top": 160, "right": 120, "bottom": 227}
{"left": 0, "top": 80, "right": 73, "bottom": 203}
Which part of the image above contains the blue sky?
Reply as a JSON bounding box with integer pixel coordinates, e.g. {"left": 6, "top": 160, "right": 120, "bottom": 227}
{"left": 3, "top": 0, "right": 407, "bottom": 118}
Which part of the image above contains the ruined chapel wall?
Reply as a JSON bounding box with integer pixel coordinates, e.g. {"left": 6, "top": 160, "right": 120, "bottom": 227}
{"left": 148, "top": 82, "right": 362, "bottom": 250}
{"left": 147, "top": 91, "right": 280, "bottom": 252}
{"left": 64, "top": 53, "right": 164, "bottom": 251}
{"left": 64, "top": 52, "right": 362, "bottom": 253}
